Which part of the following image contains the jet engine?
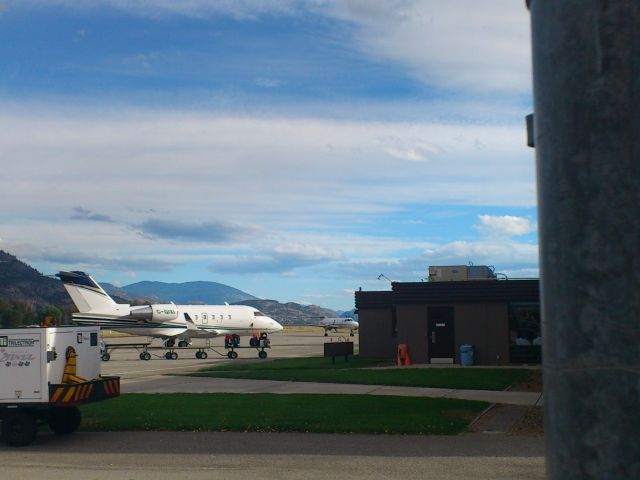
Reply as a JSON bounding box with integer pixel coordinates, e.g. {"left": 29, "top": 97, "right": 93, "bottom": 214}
{"left": 129, "top": 304, "right": 179, "bottom": 322}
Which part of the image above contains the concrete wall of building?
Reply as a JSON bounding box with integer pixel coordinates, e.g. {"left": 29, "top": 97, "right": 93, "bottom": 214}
{"left": 454, "top": 303, "right": 509, "bottom": 365}
{"left": 396, "top": 304, "right": 429, "bottom": 363}
{"left": 358, "top": 308, "right": 396, "bottom": 359}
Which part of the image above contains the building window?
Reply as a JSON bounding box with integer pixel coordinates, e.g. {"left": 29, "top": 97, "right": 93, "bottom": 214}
{"left": 509, "top": 302, "right": 541, "bottom": 363}
{"left": 509, "top": 303, "right": 541, "bottom": 345}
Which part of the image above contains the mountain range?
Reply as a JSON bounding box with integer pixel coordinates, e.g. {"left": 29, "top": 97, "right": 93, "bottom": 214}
{"left": 102, "top": 280, "right": 257, "bottom": 305}
{"left": 0, "top": 250, "right": 344, "bottom": 325}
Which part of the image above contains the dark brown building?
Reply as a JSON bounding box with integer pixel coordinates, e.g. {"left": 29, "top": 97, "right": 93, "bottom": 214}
{"left": 355, "top": 279, "right": 540, "bottom": 365}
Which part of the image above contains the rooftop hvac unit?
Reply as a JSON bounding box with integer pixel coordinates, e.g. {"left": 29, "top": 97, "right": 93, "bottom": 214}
{"left": 428, "top": 265, "right": 497, "bottom": 282}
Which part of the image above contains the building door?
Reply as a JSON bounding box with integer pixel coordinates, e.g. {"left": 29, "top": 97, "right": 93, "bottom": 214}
{"left": 428, "top": 306, "right": 455, "bottom": 362}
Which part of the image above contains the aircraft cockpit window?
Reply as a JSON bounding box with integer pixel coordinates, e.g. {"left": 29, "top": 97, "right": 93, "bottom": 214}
{"left": 254, "top": 311, "right": 266, "bottom": 317}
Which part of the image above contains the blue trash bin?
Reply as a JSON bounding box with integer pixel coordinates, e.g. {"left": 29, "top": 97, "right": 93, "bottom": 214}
{"left": 460, "top": 344, "right": 474, "bottom": 366}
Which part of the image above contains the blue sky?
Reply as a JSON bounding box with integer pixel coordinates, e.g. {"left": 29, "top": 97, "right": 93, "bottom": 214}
{"left": 0, "top": 1, "right": 537, "bottom": 310}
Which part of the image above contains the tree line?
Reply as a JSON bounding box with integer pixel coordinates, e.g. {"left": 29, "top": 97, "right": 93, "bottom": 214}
{"left": 0, "top": 300, "right": 65, "bottom": 328}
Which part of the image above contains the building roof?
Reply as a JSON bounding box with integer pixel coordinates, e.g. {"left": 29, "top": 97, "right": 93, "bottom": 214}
{"left": 355, "top": 279, "right": 539, "bottom": 309}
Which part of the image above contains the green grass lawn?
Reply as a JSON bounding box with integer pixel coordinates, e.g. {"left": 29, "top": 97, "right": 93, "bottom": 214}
{"left": 80, "top": 393, "right": 488, "bottom": 435}
{"left": 190, "top": 356, "right": 531, "bottom": 391}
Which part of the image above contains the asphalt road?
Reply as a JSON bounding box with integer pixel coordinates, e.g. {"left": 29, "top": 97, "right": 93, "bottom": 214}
{"left": 101, "top": 331, "right": 355, "bottom": 384}
{"left": 0, "top": 431, "right": 545, "bottom": 480}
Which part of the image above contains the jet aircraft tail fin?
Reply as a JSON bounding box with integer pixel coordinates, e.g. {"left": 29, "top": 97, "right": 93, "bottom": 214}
{"left": 57, "top": 271, "right": 118, "bottom": 312}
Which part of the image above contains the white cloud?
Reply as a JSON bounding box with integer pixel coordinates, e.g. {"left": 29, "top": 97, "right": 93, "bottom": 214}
{"left": 476, "top": 214, "right": 536, "bottom": 237}
{"left": 422, "top": 240, "right": 538, "bottom": 267}
{"left": 0, "top": 106, "right": 535, "bottom": 227}
{"left": 322, "top": 0, "right": 532, "bottom": 93}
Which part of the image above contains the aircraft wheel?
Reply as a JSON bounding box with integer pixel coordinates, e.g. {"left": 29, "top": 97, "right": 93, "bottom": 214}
{"left": 258, "top": 350, "right": 267, "bottom": 359}
{"left": 229, "top": 351, "right": 238, "bottom": 359}
{"left": 171, "top": 352, "right": 178, "bottom": 360}
{"left": 178, "top": 340, "right": 189, "bottom": 348}
{"left": 200, "top": 351, "right": 208, "bottom": 359}
{"left": 324, "top": 332, "right": 328, "bottom": 337}
{"left": 195, "top": 351, "right": 202, "bottom": 359}
{"left": 101, "top": 353, "right": 110, "bottom": 362}
{"left": 227, "top": 351, "right": 233, "bottom": 359}
{"left": 143, "top": 352, "right": 151, "bottom": 361}
{"left": 350, "top": 332, "right": 355, "bottom": 337}
{"left": 165, "top": 352, "right": 172, "bottom": 360}
{"left": 1, "top": 411, "right": 38, "bottom": 447}
{"left": 139, "top": 352, "right": 145, "bottom": 360}
{"left": 48, "top": 406, "right": 81, "bottom": 435}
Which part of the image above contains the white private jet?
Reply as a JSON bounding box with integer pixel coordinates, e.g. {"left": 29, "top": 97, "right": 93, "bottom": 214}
{"left": 57, "top": 271, "right": 283, "bottom": 347}
{"left": 315, "top": 317, "right": 359, "bottom": 337}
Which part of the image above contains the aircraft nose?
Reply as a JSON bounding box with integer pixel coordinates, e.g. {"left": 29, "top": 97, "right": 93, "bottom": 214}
{"left": 272, "top": 319, "right": 284, "bottom": 332}
{"left": 266, "top": 317, "right": 283, "bottom": 332}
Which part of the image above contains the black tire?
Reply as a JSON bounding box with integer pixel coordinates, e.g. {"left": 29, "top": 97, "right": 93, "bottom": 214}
{"left": 227, "top": 351, "right": 233, "bottom": 359}
{"left": 165, "top": 352, "right": 172, "bottom": 360}
{"left": 48, "top": 407, "right": 81, "bottom": 435}
{"left": 324, "top": 332, "right": 328, "bottom": 337}
{"left": 230, "top": 351, "right": 238, "bottom": 359}
{"left": 1, "top": 411, "right": 38, "bottom": 447}
{"left": 350, "top": 332, "right": 355, "bottom": 337}
{"left": 139, "top": 352, "right": 145, "bottom": 360}
{"left": 195, "top": 351, "right": 202, "bottom": 359}
{"left": 258, "top": 350, "right": 267, "bottom": 359}
{"left": 178, "top": 340, "right": 188, "bottom": 348}
{"left": 143, "top": 352, "right": 151, "bottom": 361}
{"left": 171, "top": 352, "right": 178, "bottom": 360}
{"left": 200, "top": 351, "right": 208, "bottom": 359}
{"left": 101, "top": 353, "right": 110, "bottom": 362}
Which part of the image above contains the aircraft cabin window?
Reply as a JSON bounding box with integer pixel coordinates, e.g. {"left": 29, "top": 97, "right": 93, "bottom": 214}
{"left": 220, "top": 315, "right": 223, "bottom": 320}
{"left": 195, "top": 315, "right": 198, "bottom": 320}
{"left": 228, "top": 315, "right": 231, "bottom": 320}
{"left": 202, "top": 313, "right": 207, "bottom": 323}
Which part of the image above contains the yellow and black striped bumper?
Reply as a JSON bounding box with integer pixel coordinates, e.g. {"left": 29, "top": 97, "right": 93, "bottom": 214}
{"left": 48, "top": 376, "right": 120, "bottom": 405}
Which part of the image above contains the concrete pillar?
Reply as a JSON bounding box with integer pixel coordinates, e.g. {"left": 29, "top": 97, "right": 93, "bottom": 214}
{"left": 528, "top": 1, "right": 640, "bottom": 478}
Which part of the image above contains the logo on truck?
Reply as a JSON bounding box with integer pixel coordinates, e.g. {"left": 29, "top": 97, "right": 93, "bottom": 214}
{"left": 0, "top": 337, "right": 38, "bottom": 366}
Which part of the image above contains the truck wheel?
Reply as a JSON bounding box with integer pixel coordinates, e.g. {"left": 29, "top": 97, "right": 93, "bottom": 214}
{"left": 48, "top": 407, "right": 81, "bottom": 435}
{"left": 1, "top": 411, "right": 38, "bottom": 447}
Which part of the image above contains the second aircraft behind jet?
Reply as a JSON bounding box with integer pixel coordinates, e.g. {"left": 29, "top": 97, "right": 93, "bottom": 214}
{"left": 57, "top": 271, "right": 283, "bottom": 346}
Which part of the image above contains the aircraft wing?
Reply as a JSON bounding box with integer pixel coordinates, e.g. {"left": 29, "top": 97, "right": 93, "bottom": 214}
{"left": 149, "top": 328, "right": 189, "bottom": 337}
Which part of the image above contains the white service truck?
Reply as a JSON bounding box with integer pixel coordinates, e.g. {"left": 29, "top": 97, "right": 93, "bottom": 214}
{"left": 0, "top": 326, "right": 120, "bottom": 446}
